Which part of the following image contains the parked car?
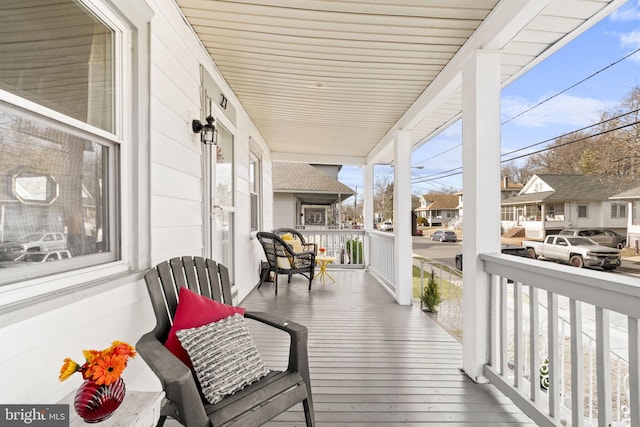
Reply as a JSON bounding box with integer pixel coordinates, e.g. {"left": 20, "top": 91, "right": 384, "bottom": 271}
{"left": 379, "top": 221, "right": 393, "bottom": 231}
{"left": 0, "top": 232, "right": 67, "bottom": 261}
{"left": 430, "top": 230, "right": 457, "bottom": 242}
{"left": 558, "top": 228, "right": 626, "bottom": 248}
{"left": 455, "top": 246, "right": 534, "bottom": 271}
{"left": 0, "top": 250, "right": 72, "bottom": 268}
{"left": 428, "top": 216, "right": 443, "bottom": 226}
{"left": 522, "top": 235, "right": 620, "bottom": 270}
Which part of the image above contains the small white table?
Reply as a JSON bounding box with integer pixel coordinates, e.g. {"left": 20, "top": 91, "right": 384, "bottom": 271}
{"left": 61, "top": 390, "right": 163, "bottom": 427}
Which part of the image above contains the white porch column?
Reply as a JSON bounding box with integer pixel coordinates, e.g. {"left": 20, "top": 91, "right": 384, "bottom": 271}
{"left": 363, "top": 163, "right": 374, "bottom": 267}
{"left": 462, "top": 50, "right": 502, "bottom": 382}
{"left": 363, "top": 164, "right": 374, "bottom": 231}
{"left": 394, "top": 130, "right": 413, "bottom": 305}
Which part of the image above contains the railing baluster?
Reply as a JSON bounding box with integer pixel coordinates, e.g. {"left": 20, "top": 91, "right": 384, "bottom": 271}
{"left": 596, "top": 306, "right": 612, "bottom": 426}
{"left": 515, "top": 281, "right": 523, "bottom": 389}
{"left": 500, "top": 276, "right": 508, "bottom": 376}
{"left": 530, "top": 286, "right": 540, "bottom": 403}
{"left": 570, "top": 298, "right": 584, "bottom": 427}
{"left": 629, "top": 316, "right": 639, "bottom": 427}
{"left": 490, "top": 274, "right": 499, "bottom": 368}
{"left": 548, "top": 291, "right": 559, "bottom": 419}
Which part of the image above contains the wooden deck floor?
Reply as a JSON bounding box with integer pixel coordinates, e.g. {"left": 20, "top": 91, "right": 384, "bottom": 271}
{"left": 241, "top": 270, "right": 536, "bottom": 426}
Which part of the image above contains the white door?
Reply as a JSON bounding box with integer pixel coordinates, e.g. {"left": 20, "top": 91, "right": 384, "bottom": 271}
{"left": 202, "top": 95, "right": 235, "bottom": 284}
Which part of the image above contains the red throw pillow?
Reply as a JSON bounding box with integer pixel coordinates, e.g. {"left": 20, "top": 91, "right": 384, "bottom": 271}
{"left": 164, "top": 287, "right": 245, "bottom": 368}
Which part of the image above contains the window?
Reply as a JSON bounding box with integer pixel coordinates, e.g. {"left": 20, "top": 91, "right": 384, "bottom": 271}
{"left": 578, "top": 205, "right": 588, "bottom": 218}
{"left": 545, "top": 203, "right": 564, "bottom": 221}
{"left": 611, "top": 204, "right": 627, "bottom": 218}
{"left": 501, "top": 206, "right": 514, "bottom": 221}
{"left": 525, "top": 205, "right": 541, "bottom": 221}
{"left": 249, "top": 152, "right": 261, "bottom": 232}
{"left": 0, "top": 0, "right": 123, "bottom": 287}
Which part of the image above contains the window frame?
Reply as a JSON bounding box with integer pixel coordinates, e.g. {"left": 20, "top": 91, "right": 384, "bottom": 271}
{"left": 611, "top": 203, "right": 627, "bottom": 219}
{"left": 0, "top": 0, "right": 144, "bottom": 307}
{"left": 249, "top": 145, "right": 262, "bottom": 233}
{"left": 578, "top": 205, "right": 588, "bottom": 218}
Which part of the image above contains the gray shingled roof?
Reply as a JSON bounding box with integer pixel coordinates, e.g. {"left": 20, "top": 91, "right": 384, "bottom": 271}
{"left": 503, "top": 175, "right": 640, "bottom": 205}
{"left": 272, "top": 162, "right": 354, "bottom": 194}
{"left": 610, "top": 185, "right": 640, "bottom": 199}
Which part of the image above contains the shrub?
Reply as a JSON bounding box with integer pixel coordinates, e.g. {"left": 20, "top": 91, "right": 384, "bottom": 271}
{"left": 345, "top": 239, "right": 363, "bottom": 264}
{"left": 420, "top": 270, "right": 442, "bottom": 312}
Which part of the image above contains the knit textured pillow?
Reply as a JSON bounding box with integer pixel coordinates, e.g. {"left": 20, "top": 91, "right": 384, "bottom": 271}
{"left": 175, "top": 313, "right": 270, "bottom": 404}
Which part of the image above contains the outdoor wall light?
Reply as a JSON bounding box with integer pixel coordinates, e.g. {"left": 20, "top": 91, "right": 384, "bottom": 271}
{"left": 192, "top": 115, "right": 218, "bottom": 145}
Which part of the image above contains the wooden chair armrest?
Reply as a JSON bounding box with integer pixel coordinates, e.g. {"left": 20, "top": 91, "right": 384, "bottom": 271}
{"left": 136, "top": 333, "right": 210, "bottom": 427}
{"left": 245, "top": 311, "right": 309, "bottom": 373}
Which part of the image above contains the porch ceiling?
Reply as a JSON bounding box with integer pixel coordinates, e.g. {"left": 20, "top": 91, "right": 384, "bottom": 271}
{"left": 176, "top": 0, "right": 624, "bottom": 165}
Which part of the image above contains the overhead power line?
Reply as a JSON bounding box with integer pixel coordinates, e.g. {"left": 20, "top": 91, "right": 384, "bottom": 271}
{"left": 412, "top": 116, "right": 640, "bottom": 184}
{"left": 410, "top": 47, "right": 640, "bottom": 167}
{"left": 501, "top": 47, "right": 640, "bottom": 125}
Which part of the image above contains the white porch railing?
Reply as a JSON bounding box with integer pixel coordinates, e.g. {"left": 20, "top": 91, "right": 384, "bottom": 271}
{"left": 295, "top": 229, "right": 365, "bottom": 268}
{"left": 367, "top": 231, "right": 395, "bottom": 293}
{"left": 481, "top": 253, "right": 640, "bottom": 427}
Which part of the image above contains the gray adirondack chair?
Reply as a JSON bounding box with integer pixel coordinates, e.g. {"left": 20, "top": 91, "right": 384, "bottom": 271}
{"left": 137, "top": 256, "right": 315, "bottom": 427}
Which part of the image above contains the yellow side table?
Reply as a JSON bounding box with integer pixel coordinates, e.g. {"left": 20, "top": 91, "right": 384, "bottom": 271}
{"left": 314, "top": 256, "right": 335, "bottom": 285}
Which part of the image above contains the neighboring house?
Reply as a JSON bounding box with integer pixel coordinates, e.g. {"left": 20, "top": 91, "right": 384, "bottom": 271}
{"left": 272, "top": 162, "right": 355, "bottom": 229}
{"left": 415, "top": 194, "right": 459, "bottom": 225}
{"left": 500, "top": 176, "right": 524, "bottom": 200}
{"left": 610, "top": 186, "right": 640, "bottom": 248}
{"left": 448, "top": 178, "right": 523, "bottom": 227}
{"left": 501, "top": 174, "right": 640, "bottom": 239}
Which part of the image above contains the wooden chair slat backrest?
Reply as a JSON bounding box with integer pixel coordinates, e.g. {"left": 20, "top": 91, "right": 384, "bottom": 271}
{"left": 217, "top": 263, "right": 233, "bottom": 304}
{"left": 206, "top": 258, "right": 224, "bottom": 302}
{"left": 194, "top": 256, "right": 212, "bottom": 299}
{"left": 180, "top": 256, "right": 199, "bottom": 292}
{"left": 156, "top": 261, "right": 180, "bottom": 321}
{"left": 144, "top": 257, "right": 231, "bottom": 340}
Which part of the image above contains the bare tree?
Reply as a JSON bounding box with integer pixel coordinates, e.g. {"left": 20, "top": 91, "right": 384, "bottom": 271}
{"left": 501, "top": 160, "right": 537, "bottom": 184}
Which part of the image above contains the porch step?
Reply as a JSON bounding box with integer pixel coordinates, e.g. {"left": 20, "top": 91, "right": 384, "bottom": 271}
{"left": 503, "top": 227, "right": 525, "bottom": 238}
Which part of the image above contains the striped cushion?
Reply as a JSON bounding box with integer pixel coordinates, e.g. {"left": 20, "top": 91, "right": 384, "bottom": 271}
{"left": 176, "top": 313, "right": 270, "bottom": 404}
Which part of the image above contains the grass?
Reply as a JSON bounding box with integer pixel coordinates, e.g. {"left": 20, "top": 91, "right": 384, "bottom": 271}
{"left": 412, "top": 265, "right": 461, "bottom": 300}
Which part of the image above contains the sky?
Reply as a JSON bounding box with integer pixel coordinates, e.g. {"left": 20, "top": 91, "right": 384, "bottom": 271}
{"left": 339, "top": 0, "right": 640, "bottom": 199}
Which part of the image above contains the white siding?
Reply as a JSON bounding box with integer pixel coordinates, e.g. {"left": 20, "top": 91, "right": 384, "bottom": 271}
{"left": 0, "top": 0, "right": 273, "bottom": 404}
{"left": 273, "top": 193, "right": 296, "bottom": 229}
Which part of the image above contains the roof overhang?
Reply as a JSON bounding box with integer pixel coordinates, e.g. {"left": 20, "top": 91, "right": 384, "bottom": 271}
{"left": 176, "top": 0, "right": 628, "bottom": 166}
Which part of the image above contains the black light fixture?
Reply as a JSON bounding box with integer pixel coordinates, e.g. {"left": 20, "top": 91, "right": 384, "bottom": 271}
{"left": 192, "top": 115, "right": 218, "bottom": 145}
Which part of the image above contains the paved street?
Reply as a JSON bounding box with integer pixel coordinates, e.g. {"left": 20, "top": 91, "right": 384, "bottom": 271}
{"left": 412, "top": 231, "right": 640, "bottom": 359}
{"left": 412, "top": 231, "right": 640, "bottom": 278}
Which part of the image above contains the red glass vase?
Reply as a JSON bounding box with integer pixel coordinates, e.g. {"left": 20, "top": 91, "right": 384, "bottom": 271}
{"left": 74, "top": 378, "right": 126, "bottom": 423}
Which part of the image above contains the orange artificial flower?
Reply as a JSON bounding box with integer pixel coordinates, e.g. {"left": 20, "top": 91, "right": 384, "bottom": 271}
{"left": 58, "top": 341, "right": 135, "bottom": 385}
{"left": 88, "top": 354, "right": 127, "bottom": 386}
{"left": 58, "top": 358, "right": 81, "bottom": 381}
{"left": 108, "top": 341, "right": 137, "bottom": 359}
{"left": 82, "top": 349, "right": 102, "bottom": 364}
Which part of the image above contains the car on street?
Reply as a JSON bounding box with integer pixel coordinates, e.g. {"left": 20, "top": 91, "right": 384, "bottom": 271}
{"left": 0, "top": 231, "right": 67, "bottom": 261}
{"left": 0, "top": 250, "right": 72, "bottom": 268}
{"left": 558, "top": 228, "right": 626, "bottom": 248}
{"left": 430, "top": 230, "right": 457, "bottom": 242}
{"left": 379, "top": 221, "right": 393, "bottom": 231}
{"left": 455, "top": 246, "right": 534, "bottom": 271}
{"left": 522, "top": 235, "right": 620, "bottom": 270}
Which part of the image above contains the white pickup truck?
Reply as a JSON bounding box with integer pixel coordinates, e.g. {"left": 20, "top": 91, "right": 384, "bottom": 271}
{"left": 521, "top": 235, "right": 621, "bottom": 270}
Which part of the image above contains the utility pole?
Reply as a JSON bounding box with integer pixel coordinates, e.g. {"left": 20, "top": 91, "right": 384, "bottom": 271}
{"left": 354, "top": 186, "right": 357, "bottom": 224}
